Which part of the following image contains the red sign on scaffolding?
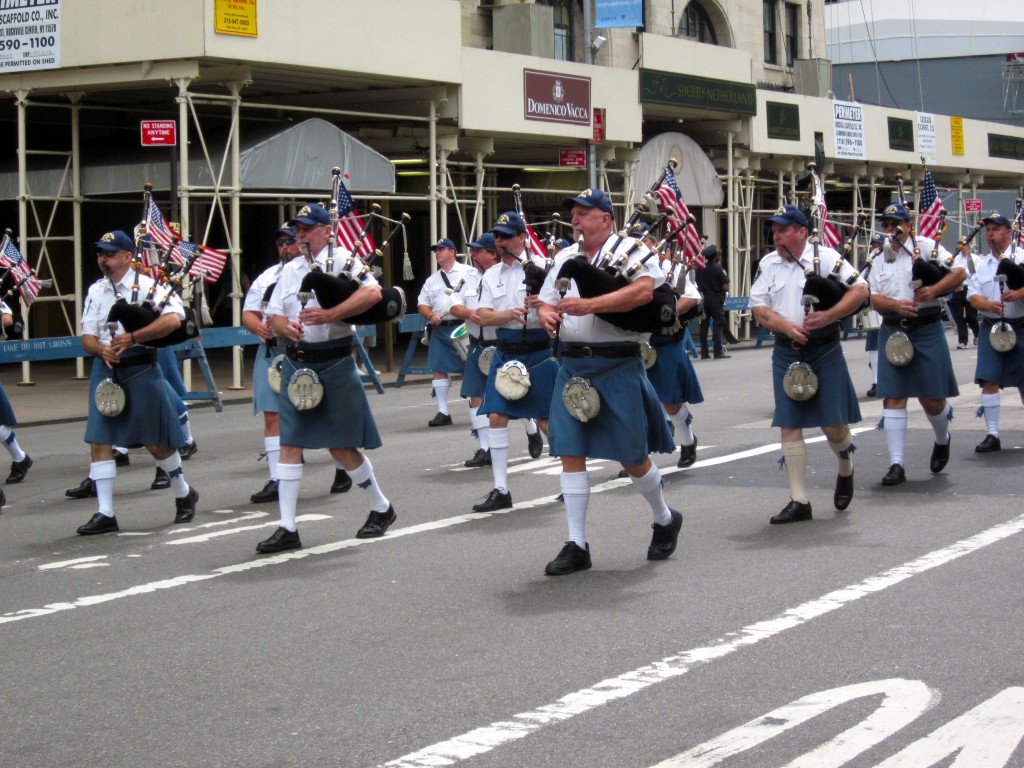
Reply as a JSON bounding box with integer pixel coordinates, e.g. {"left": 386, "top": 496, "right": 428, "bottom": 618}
{"left": 140, "top": 120, "right": 177, "bottom": 147}
{"left": 964, "top": 199, "right": 983, "bottom": 213}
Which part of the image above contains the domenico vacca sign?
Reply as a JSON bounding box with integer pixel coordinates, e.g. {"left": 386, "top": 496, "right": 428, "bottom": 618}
{"left": 523, "top": 69, "right": 591, "bottom": 127}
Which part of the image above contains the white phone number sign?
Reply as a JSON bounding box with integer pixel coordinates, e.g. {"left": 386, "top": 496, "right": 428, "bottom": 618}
{"left": 0, "top": 0, "right": 60, "bottom": 72}
{"left": 833, "top": 100, "right": 866, "bottom": 160}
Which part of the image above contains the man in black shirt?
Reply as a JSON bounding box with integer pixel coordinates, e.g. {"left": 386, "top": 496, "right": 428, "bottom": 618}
{"left": 695, "top": 244, "right": 730, "bottom": 359}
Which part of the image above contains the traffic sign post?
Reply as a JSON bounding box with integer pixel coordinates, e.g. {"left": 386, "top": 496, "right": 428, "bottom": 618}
{"left": 559, "top": 148, "right": 587, "bottom": 168}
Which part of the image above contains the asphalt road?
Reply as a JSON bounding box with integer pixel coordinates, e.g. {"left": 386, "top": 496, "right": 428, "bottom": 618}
{"left": 1, "top": 338, "right": 1022, "bottom": 768}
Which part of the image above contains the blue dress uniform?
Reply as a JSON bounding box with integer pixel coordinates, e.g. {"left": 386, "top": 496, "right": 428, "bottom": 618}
{"left": 244, "top": 261, "right": 288, "bottom": 416}
{"left": 416, "top": 245, "right": 476, "bottom": 376}
{"left": 0, "top": 300, "right": 32, "bottom": 487}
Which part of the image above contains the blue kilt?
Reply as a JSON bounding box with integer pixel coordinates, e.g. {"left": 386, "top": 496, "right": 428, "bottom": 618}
{"left": 157, "top": 346, "right": 188, "bottom": 399}
{"left": 865, "top": 329, "right": 879, "bottom": 352}
{"left": 647, "top": 335, "right": 704, "bottom": 406}
{"left": 0, "top": 382, "right": 16, "bottom": 426}
{"left": 975, "top": 319, "right": 1024, "bottom": 388}
{"left": 479, "top": 328, "right": 559, "bottom": 420}
{"left": 278, "top": 341, "right": 383, "bottom": 451}
{"left": 252, "top": 342, "right": 282, "bottom": 415}
{"left": 426, "top": 322, "right": 465, "bottom": 374}
{"left": 877, "top": 319, "right": 959, "bottom": 399}
{"left": 548, "top": 347, "right": 675, "bottom": 464}
{"left": 84, "top": 355, "right": 185, "bottom": 449}
{"left": 771, "top": 340, "right": 862, "bottom": 429}
{"left": 459, "top": 343, "right": 493, "bottom": 399}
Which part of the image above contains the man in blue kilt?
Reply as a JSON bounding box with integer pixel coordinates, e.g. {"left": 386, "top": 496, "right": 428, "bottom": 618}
{"left": 868, "top": 203, "right": 967, "bottom": 485}
{"left": 416, "top": 237, "right": 475, "bottom": 427}
{"left": 258, "top": 204, "right": 396, "bottom": 553}
{"left": 537, "top": 189, "right": 680, "bottom": 575}
{"left": 0, "top": 301, "right": 32, "bottom": 490}
{"left": 76, "top": 230, "right": 199, "bottom": 535}
{"left": 750, "top": 205, "right": 868, "bottom": 524}
{"left": 966, "top": 213, "right": 1024, "bottom": 453}
{"left": 447, "top": 233, "right": 501, "bottom": 467}
{"left": 472, "top": 212, "right": 558, "bottom": 512}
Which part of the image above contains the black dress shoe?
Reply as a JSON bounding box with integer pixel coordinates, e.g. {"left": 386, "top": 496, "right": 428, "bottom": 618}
{"left": 464, "top": 448, "right": 491, "bottom": 468}
{"left": 866, "top": 384, "right": 878, "bottom": 398}
{"left": 617, "top": 468, "right": 630, "bottom": 479}
{"left": 77, "top": 512, "right": 119, "bottom": 535}
{"left": 256, "top": 526, "right": 302, "bottom": 554}
{"left": 713, "top": 353, "right": 731, "bottom": 359}
{"left": 250, "top": 479, "right": 279, "bottom": 503}
{"left": 113, "top": 449, "right": 130, "bottom": 467}
{"left": 65, "top": 477, "right": 96, "bottom": 499}
{"left": 930, "top": 437, "right": 951, "bottom": 473}
{"left": 356, "top": 505, "right": 397, "bottom": 538}
{"left": 975, "top": 434, "right": 1002, "bottom": 453}
{"left": 174, "top": 486, "right": 199, "bottom": 524}
{"left": 527, "top": 430, "right": 544, "bottom": 459}
{"left": 0, "top": 487, "right": 5, "bottom": 507}
{"left": 700, "top": 353, "right": 711, "bottom": 360}
{"left": 428, "top": 412, "right": 453, "bottom": 427}
{"left": 5, "top": 454, "right": 32, "bottom": 484}
{"left": 834, "top": 472, "right": 854, "bottom": 511}
{"left": 545, "top": 541, "right": 592, "bottom": 575}
{"left": 330, "top": 469, "right": 352, "bottom": 494}
{"left": 881, "top": 463, "right": 906, "bottom": 486}
{"left": 770, "top": 500, "right": 812, "bottom": 524}
{"left": 678, "top": 436, "right": 698, "bottom": 468}
{"left": 178, "top": 441, "right": 198, "bottom": 460}
{"left": 648, "top": 509, "right": 683, "bottom": 560}
{"left": 151, "top": 467, "right": 171, "bottom": 490}
{"left": 472, "top": 488, "right": 512, "bottom": 512}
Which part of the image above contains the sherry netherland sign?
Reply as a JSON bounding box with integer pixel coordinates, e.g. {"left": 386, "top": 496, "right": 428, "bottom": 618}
{"left": 523, "top": 69, "right": 591, "bottom": 127}
{"left": 0, "top": 0, "right": 59, "bottom": 72}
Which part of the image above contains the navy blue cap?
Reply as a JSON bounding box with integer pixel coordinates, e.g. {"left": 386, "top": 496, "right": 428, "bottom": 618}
{"left": 554, "top": 238, "right": 572, "bottom": 250}
{"left": 276, "top": 224, "right": 296, "bottom": 239}
{"left": 468, "top": 232, "right": 497, "bottom": 251}
{"left": 562, "top": 188, "right": 614, "bottom": 214}
{"left": 981, "top": 213, "right": 1012, "bottom": 228}
{"left": 491, "top": 211, "right": 527, "bottom": 236}
{"left": 288, "top": 203, "right": 331, "bottom": 227}
{"left": 768, "top": 204, "right": 808, "bottom": 228}
{"left": 880, "top": 203, "right": 912, "bottom": 221}
{"left": 94, "top": 230, "right": 135, "bottom": 252}
{"left": 430, "top": 237, "right": 456, "bottom": 252}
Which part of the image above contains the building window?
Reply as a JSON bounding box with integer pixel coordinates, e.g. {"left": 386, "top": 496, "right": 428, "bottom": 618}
{"left": 678, "top": 2, "right": 718, "bottom": 45}
{"left": 763, "top": 0, "right": 778, "bottom": 65}
{"left": 537, "top": 0, "right": 575, "bottom": 61}
{"left": 784, "top": 2, "right": 799, "bottom": 66}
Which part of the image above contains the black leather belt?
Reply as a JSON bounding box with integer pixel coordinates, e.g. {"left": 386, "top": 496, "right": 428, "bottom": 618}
{"left": 882, "top": 312, "right": 942, "bottom": 332}
{"left": 983, "top": 315, "right": 1024, "bottom": 330}
{"left": 286, "top": 343, "right": 352, "bottom": 363}
{"left": 438, "top": 319, "right": 461, "bottom": 327}
{"left": 469, "top": 334, "right": 496, "bottom": 347}
{"left": 497, "top": 339, "right": 550, "bottom": 355}
{"left": 561, "top": 343, "right": 641, "bottom": 359}
{"left": 775, "top": 329, "right": 840, "bottom": 349}
{"left": 115, "top": 350, "right": 157, "bottom": 366}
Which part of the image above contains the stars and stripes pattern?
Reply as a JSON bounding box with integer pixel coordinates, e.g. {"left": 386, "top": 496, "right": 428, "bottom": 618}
{"left": 917, "top": 169, "right": 945, "bottom": 240}
{"left": 812, "top": 184, "right": 842, "bottom": 249}
{"left": 144, "top": 200, "right": 228, "bottom": 283}
{"left": 654, "top": 171, "right": 705, "bottom": 268}
{"left": 335, "top": 178, "right": 377, "bottom": 260}
{"left": 0, "top": 237, "right": 43, "bottom": 306}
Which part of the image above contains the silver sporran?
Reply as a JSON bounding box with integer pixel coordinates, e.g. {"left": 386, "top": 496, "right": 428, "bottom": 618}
{"left": 94, "top": 378, "right": 126, "bottom": 417}
{"left": 562, "top": 376, "right": 601, "bottom": 422}
{"left": 267, "top": 354, "right": 286, "bottom": 394}
{"left": 495, "top": 359, "right": 531, "bottom": 400}
{"left": 782, "top": 361, "right": 819, "bottom": 401}
{"left": 287, "top": 368, "right": 324, "bottom": 411}
{"left": 640, "top": 341, "right": 657, "bottom": 370}
{"left": 477, "top": 346, "right": 496, "bottom": 376}
{"left": 990, "top": 320, "right": 1017, "bottom": 353}
{"left": 885, "top": 330, "right": 914, "bottom": 366}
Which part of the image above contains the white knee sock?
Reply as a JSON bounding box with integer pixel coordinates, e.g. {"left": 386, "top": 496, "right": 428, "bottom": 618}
{"left": 524, "top": 418, "right": 538, "bottom": 435}
{"left": 980, "top": 393, "right": 1000, "bottom": 437}
{"left": 629, "top": 463, "right": 672, "bottom": 525}
{"left": 91, "top": 460, "right": 117, "bottom": 518}
{"left": 560, "top": 471, "right": 590, "bottom": 548}
{"left": 470, "top": 407, "right": 490, "bottom": 450}
{"left": 883, "top": 408, "right": 908, "bottom": 466}
{"left": 0, "top": 426, "right": 26, "bottom": 462}
{"left": 155, "top": 453, "right": 189, "bottom": 497}
{"left": 433, "top": 380, "right": 450, "bottom": 415}
{"left": 264, "top": 435, "right": 280, "bottom": 481}
{"left": 276, "top": 463, "right": 303, "bottom": 531}
{"left": 780, "top": 441, "right": 809, "bottom": 504}
{"left": 670, "top": 406, "right": 695, "bottom": 446}
{"left": 489, "top": 427, "right": 510, "bottom": 493}
{"left": 827, "top": 430, "right": 855, "bottom": 477}
{"left": 926, "top": 403, "right": 953, "bottom": 444}
{"left": 179, "top": 412, "right": 194, "bottom": 444}
{"left": 347, "top": 456, "right": 390, "bottom": 513}
{"left": 867, "top": 350, "right": 879, "bottom": 383}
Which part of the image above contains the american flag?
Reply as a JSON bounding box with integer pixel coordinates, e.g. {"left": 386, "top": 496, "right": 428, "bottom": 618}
{"left": 145, "top": 200, "right": 227, "bottom": 283}
{"left": 917, "top": 169, "right": 945, "bottom": 240}
{"left": 654, "top": 171, "right": 706, "bottom": 268}
{"left": 0, "top": 237, "right": 43, "bottom": 306}
{"left": 812, "top": 184, "right": 842, "bottom": 249}
{"left": 335, "top": 178, "right": 377, "bottom": 260}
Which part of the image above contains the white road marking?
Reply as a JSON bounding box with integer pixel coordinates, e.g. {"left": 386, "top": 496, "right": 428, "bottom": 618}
{"left": 165, "top": 514, "right": 330, "bottom": 545}
{"left": 378, "top": 512, "right": 1024, "bottom": 767}
{"left": 165, "top": 511, "right": 269, "bottom": 535}
{"left": 38, "top": 556, "right": 109, "bottom": 571}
